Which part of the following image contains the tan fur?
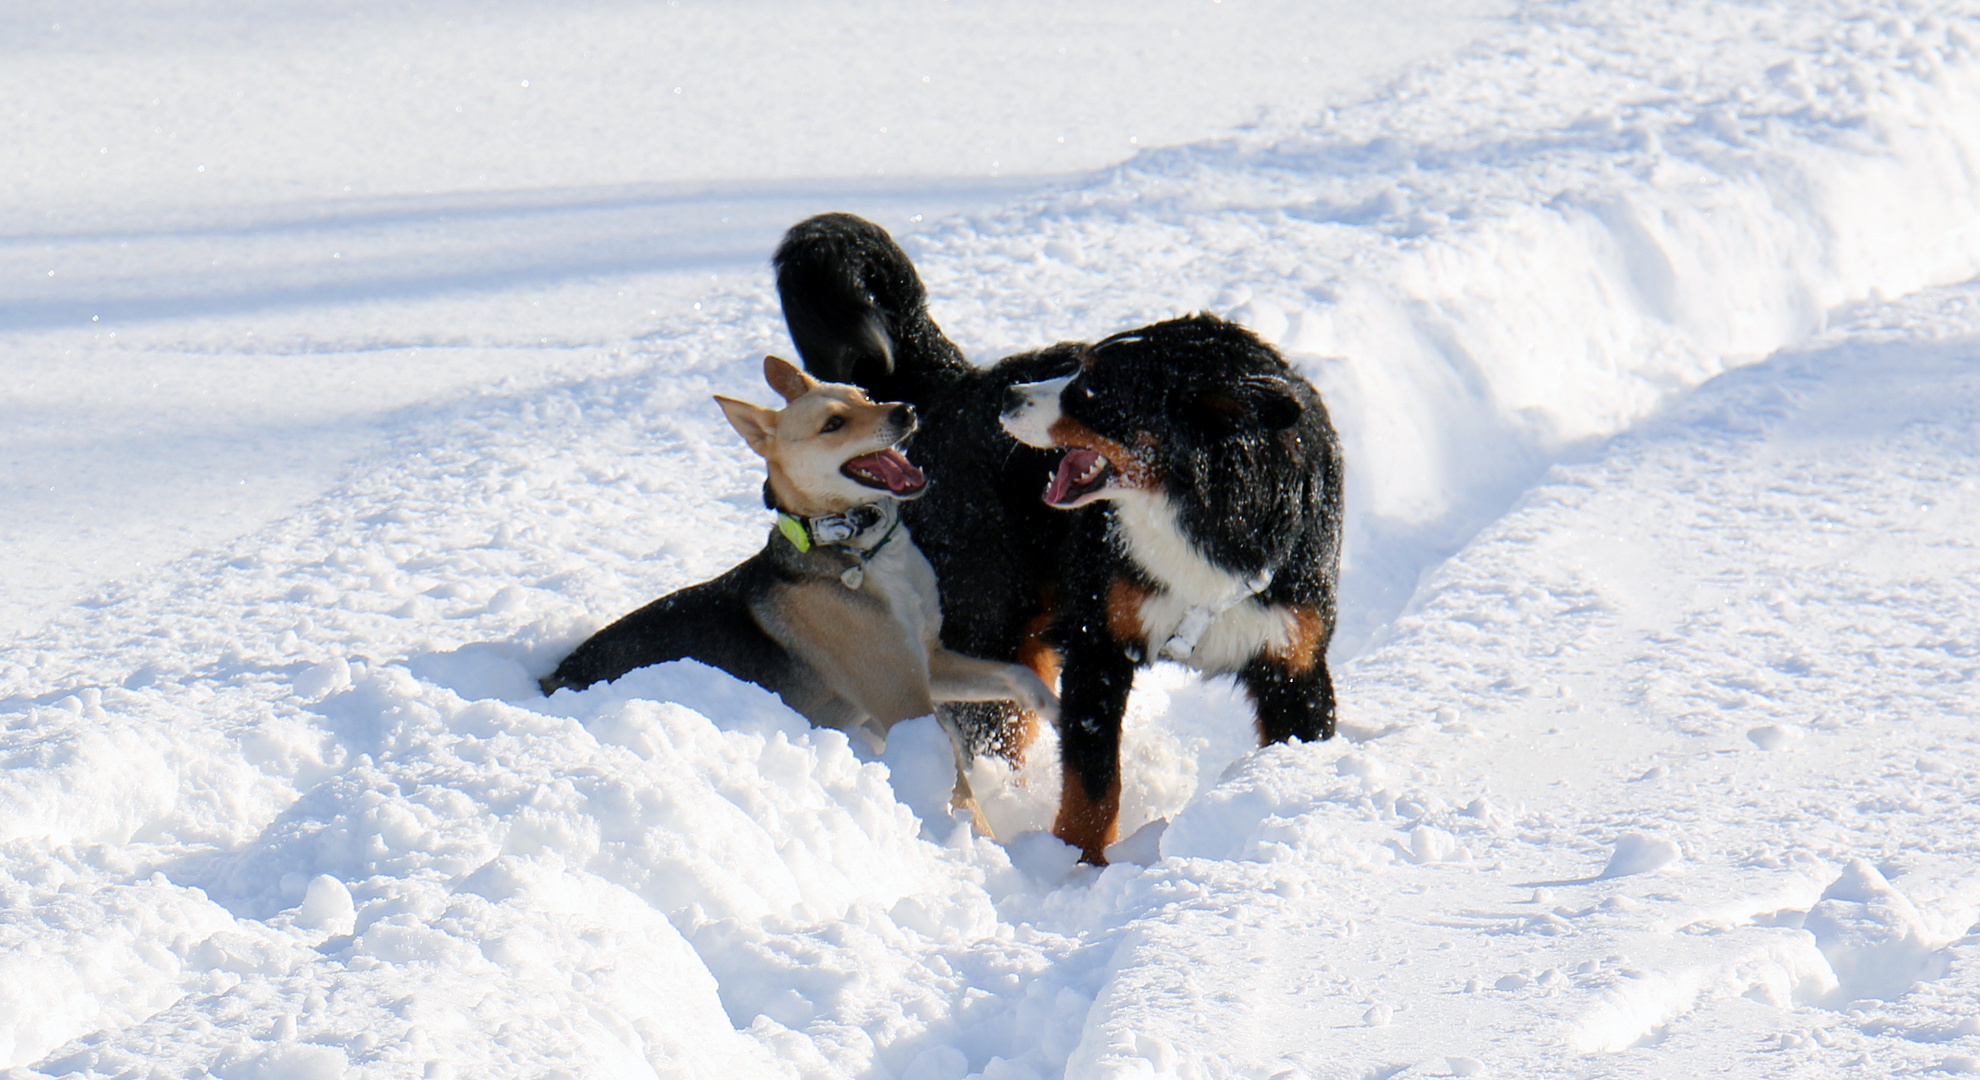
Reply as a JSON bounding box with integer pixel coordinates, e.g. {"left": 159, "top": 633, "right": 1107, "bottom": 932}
{"left": 1016, "top": 603, "right": 1062, "bottom": 693}
{"left": 1106, "top": 577, "right": 1152, "bottom": 645}
{"left": 1046, "top": 415, "right": 1162, "bottom": 491}
{"left": 762, "top": 583, "right": 935, "bottom": 725}
{"left": 990, "top": 604, "right": 1061, "bottom": 766}
{"left": 1268, "top": 604, "right": 1328, "bottom": 678}
{"left": 1054, "top": 773, "right": 1122, "bottom": 865}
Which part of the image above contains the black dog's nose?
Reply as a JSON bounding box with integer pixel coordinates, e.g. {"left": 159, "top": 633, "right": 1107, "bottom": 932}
{"left": 890, "top": 403, "right": 915, "bottom": 428}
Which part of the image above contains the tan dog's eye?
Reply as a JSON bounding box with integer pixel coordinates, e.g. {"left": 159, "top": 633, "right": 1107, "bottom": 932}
{"left": 821, "top": 416, "right": 846, "bottom": 434}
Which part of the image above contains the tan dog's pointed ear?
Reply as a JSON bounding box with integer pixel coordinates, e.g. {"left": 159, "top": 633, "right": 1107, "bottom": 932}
{"left": 763, "top": 355, "right": 816, "bottom": 402}
{"left": 714, "top": 395, "right": 776, "bottom": 453}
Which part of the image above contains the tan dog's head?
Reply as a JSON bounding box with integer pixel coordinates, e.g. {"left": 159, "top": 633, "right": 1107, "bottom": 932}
{"left": 715, "top": 356, "right": 926, "bottom": 517}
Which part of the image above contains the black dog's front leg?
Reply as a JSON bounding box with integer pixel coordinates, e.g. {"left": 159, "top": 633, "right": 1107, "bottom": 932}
{"left": 1240, "top": 652, "right": 1336, "bottom": 745}
{"left": 1054, "top": 628, "right": 1138, "bottom": 864}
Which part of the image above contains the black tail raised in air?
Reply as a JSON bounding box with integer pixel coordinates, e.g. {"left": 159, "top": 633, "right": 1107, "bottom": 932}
{"left": 773, "top": 213, "right": 972, "bottom": 400}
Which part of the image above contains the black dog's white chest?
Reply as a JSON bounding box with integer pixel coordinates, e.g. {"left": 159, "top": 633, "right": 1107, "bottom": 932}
{"left": 1109, "top": 491, "right": 1290, "bottom": 673}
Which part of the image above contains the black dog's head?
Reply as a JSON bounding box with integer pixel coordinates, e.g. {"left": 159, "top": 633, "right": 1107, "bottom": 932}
{"left": 1001, "top": 313, "right": 1314, "bottom": 505}
{"left": 1000, "top": 313, "right": 1335, "bottom": 571}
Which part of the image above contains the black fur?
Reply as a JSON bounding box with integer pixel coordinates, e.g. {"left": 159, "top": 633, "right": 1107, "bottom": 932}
{"left": 774, "top": 214, "right": 1344, "bottom": 861}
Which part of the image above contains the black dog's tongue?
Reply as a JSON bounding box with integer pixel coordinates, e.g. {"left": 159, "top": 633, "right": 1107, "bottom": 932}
{"left": 1045, "top": 449, "right": 1107, "bottom": 506}
{"left": 845, "top": 448, "right": 926, "bottom": 495}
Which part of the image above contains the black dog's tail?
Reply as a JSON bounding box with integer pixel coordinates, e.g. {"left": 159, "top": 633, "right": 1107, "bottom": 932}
{"left": 774, "top": 213, "right": 971, "bottom": 399}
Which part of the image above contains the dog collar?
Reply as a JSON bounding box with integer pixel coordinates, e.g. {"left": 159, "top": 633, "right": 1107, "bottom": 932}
{"left": 1160, "top": 569, "right": 1274, "bottom": 662}
{"left": 775, "top": 502, "right": 897, "bottom": 555}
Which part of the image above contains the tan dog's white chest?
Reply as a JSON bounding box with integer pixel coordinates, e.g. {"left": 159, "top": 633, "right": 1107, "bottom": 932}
{"left": 1110, "top": 490, "right": 1295, "bottom": 674}
{"left": 862, "top": 524, "right": 946, "bottom": 653}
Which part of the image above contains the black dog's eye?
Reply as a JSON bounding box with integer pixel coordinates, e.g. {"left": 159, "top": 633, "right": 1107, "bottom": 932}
{"left": 821, "top": 416, "right": 846, "bottom": 434}
{"left": 1081, "top": 384, "right": 1097, "bottom": 400}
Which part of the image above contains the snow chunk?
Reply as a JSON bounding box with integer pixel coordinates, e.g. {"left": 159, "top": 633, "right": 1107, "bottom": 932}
{"left": 1600, "top": 834, "right": 1682, "bottom": 878}
{"left": 293, "top": 874, "right": 355, "bottom": 935}
{"left": 1105, "top": 818, "right": 1169, "bottom": 867}
{"left": 1802, "top": 858, "right": 1951, "bottom": 1004}
{"left": 1006, "top": 830, "right": 1082, "bottom": 884}
{"left": 1406, "top": 825, "right": 1461, "bottom": 864}
{"left": 591, "top": 659, "right": 809, "bottom": 738}
{"left": 1746, "top": 723, "right": 1805, "bottom": 750}
{"left": 880, "top": 715, "right": 960, "bottom": 834}
{"left": 292, "top": 657, "right": 351, "bottom": 701}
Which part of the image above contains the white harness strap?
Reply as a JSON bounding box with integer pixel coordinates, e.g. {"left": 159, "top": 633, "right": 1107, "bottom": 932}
{"left": 1160, "top": 569, "right": 1274, "bottom": 662}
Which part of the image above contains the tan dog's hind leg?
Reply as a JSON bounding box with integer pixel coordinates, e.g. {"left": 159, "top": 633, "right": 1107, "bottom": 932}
{"left": 925, "top": 649, "right": 1063, "bottom": 841}
{"left": 933, "top": 710, "right": 997, "bottom": 840}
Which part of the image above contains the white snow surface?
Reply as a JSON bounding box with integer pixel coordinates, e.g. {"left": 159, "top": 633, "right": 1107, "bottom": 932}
{"left": 7, "top": 1, "right": 1980, "bottom": 1078}
{"left": 0, "top": 0, "right": 1507, "bottom": 638}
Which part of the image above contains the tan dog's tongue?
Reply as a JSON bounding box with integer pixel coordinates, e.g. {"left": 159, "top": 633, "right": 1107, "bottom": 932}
{"left": 846, "top": 449, "right": 926, "bottom": 494}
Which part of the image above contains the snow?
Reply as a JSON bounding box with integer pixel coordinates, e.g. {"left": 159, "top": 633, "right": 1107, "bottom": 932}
{"left": 6, "top": 0, "right": 1980, "bottom": 1078}
{"left": 0, "top": 0, "right": 1506, "bottom": 639}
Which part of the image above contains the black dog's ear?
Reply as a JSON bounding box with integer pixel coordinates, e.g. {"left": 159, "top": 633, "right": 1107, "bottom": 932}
{"left": 1251, "top": 380, "right": 1304, "bottom": 430}
{"left": 1190, "top": 379, "right": 1303, "bottom": 431}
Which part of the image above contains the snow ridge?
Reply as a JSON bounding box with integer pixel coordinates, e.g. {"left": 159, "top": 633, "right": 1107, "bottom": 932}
{"left": 905, "top": 0, "right": 1980, "bottom": 651}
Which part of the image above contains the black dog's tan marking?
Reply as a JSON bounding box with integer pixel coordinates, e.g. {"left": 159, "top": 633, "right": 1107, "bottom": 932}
{"left": 1270, "top": 606, "right": 1329, "bottom": 677}
{"left": 1106, "top": 578, "right": 1153, "bottom": 643}
{"left": 774, "top": 214, "right": 1343, "bottom": 864}
{"left": 1054, "top": 773, "right": 1122, "bottom": 866}
{"left": 1045, "top": 416, "right": 1162, "bottom": 496}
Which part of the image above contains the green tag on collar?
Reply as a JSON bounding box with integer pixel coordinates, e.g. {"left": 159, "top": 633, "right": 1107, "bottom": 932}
{"left": 776, "top": 511, "right": 812, "bottom": 552}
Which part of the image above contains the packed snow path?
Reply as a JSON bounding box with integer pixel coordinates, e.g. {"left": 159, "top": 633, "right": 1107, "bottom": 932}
{"left": 7, "top": 0, "right": 1980, "bottom": 1077}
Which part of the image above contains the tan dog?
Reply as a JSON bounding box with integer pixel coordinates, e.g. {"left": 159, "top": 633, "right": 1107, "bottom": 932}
{"left": 543, "top": 356, "right": 1058, "bottom": 830}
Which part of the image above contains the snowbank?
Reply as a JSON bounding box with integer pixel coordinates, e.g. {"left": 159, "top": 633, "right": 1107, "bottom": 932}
{"left": 906, "top": 0, "right": 1980, "bottom": 651}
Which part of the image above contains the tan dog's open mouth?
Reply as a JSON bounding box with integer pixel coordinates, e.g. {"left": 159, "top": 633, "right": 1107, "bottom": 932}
{"left": 842, "top": 447, "right": 927, "bottom": 496}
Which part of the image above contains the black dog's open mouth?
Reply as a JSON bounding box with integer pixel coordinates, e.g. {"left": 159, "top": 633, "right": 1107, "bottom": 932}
{"left": 843, "top": 447, "right": 928, "bottom": 496}
{"left": 1044, "top": 448, "right": 1113, "bottom": 508}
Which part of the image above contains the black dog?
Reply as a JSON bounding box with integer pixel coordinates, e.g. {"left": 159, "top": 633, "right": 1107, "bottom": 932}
{"left": 775, "top": 214, "right": 1343, "bottom": 862}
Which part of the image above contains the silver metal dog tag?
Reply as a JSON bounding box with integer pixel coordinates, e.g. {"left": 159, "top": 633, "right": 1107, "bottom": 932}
{"left": 840, "top": 565, "right": 865, "bottom": 590}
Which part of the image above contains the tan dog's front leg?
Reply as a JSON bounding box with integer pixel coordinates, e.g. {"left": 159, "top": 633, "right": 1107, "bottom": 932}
{"left": 927, "top": 649, "right": 1061, "bottom": 726}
